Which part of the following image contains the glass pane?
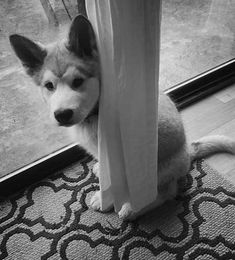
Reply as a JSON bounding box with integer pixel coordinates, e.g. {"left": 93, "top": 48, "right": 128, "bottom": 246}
{"left": 0, "top": 0, "right": 72, "bottom": 177}
{"left": 1, "top": 0, "right": 235, "bottom": 177}
{"left": 160, "top": 0, "right": 235, "bottom": 90}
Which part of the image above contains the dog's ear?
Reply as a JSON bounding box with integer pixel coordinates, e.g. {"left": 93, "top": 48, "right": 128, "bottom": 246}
{"left": 9, "top": 34, "right": 47, "bottom": 74}
{"left": 67, "top": 15, "right": 97, "bottom": 58}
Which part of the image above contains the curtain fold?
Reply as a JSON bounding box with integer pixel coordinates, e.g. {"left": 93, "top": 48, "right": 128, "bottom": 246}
{"left": 86, "top": 0, "right": 161, "bottom": 214}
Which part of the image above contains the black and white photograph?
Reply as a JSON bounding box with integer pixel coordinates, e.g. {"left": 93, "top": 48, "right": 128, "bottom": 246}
{"left": 0, "top": 0, "right": 235, "bottom": 259}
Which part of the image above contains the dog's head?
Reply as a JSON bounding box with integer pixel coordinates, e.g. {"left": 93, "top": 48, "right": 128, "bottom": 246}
{"left": 9, "top": 15, "right": 100, "bottom": 127}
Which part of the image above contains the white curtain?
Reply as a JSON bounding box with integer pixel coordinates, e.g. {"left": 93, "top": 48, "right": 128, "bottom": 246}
{"left": 86, "top": 0, "right": 161, "bottom": 214}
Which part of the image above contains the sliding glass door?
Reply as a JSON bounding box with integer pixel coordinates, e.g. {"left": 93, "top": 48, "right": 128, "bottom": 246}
{"left": 0, "top": 0, "right": 234, "bottom": 183}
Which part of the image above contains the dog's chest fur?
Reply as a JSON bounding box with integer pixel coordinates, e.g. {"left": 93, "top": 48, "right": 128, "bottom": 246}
{"left": 68, "top": 116, "right": 98, "bottom": 158}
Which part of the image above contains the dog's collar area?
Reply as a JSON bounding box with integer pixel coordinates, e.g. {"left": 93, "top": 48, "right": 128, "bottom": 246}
{"left": 84, "top": 102, "right": 99, "bottom": 122}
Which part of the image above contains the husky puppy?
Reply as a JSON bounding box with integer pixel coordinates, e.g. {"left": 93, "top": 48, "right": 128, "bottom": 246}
{"left": 9, "top": 15, "right": 235, "bottom": 219}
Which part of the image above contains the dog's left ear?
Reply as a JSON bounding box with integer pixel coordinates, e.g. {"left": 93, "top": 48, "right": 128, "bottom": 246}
{"left": 9, "top": 34, "right": 47, "bottom": 75}
{"left": 67, "top": 15, "right": 97, "bottom": 58}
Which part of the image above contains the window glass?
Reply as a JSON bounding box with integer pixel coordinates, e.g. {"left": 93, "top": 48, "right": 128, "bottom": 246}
{"left": 1, "top": 0, "right": 235, "bottom": 177}
{"left": 160, "top": 0, "right": 235, "bottom": 90}
{"left": 0, "top": 0, "right": 71, "bottom": 177}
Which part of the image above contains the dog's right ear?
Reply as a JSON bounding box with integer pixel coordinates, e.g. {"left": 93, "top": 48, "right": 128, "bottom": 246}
{"left": 67, "top": 15, "right": 97, "bottom": 58}
{"left": 9, "top": 34, "right": 47, "bottom": 75}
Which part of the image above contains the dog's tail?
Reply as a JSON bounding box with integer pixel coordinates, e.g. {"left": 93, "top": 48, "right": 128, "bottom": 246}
{"left": 190, "top": 135, "right": 235, "bottom": 161}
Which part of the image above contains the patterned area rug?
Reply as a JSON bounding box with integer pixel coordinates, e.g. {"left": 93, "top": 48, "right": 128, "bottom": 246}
{"left": 0, "top": 157, "right": 235, "bottom": 260}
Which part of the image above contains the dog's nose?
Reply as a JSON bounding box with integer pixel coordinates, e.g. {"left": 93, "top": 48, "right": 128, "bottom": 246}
{"left": 54, "top": 109, "right": 73, "bottom": 124}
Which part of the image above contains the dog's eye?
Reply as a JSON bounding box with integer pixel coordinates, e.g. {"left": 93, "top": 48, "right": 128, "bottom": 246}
{"left": 72, "top": 78, "right": 84, "bottom": 89}
{"left": 44, "top": 82, "right": 54, "bottom": 91}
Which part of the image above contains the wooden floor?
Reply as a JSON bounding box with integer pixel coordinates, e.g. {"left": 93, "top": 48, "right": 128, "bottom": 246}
{"left": 181, "top": 83, "right": 235, "bottom": 185}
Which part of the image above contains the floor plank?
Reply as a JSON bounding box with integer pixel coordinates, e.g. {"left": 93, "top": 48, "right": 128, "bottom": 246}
{"left": 181, "top": 84, "right": 235, "bottom": 185}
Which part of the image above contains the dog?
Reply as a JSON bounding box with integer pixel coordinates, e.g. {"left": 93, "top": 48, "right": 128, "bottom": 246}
{"left": 9, "top": 15, "right": 235, "bottom": 220}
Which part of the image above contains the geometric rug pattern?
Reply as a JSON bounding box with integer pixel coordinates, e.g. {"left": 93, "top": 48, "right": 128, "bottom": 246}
{"left": 0, "top": 158, "right": 235, "bottom": 259}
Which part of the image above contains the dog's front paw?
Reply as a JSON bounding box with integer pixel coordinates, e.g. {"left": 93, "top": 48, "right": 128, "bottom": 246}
{"left": 90, "top": 191, "right": 102, "bottom": 211}
{"left": 92, "top": 162, "right": 99, "bottom": 177}
{"left": 118, "top": 202, "right": 137, "bottom": 221}
{"left": 90, "top": 191, "right": 114, "bottom": 212}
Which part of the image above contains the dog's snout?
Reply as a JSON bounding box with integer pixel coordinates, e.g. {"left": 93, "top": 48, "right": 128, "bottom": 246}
{"left": 54, "top": 109, "right": 73, "bottom": 124}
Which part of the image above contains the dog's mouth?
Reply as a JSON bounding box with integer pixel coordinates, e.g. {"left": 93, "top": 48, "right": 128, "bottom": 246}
{"left": 58, "top": 122, "right": 74, "bottom": 127}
